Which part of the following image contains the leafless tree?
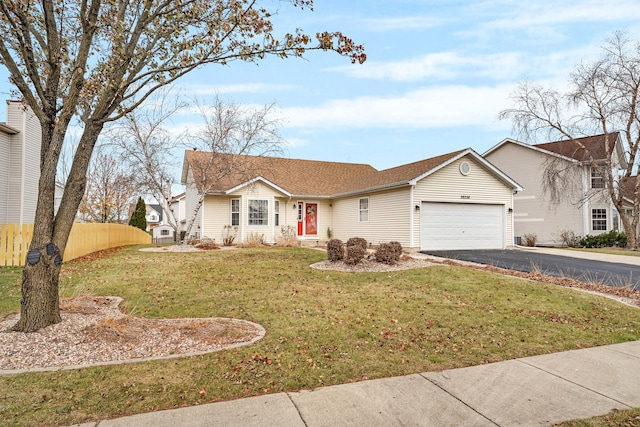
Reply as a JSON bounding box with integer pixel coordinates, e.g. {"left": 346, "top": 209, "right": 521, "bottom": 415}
{"left": 110, "top": 92, "right": 284, "bottom": 241}
{"left": 106, "top": 88, "right": 187, "bottom": 234}
{"left": 183, "top": 97, "right": 285, "bottom": 238}
{"left": 78, "top": 148, "right": 138, "bottom": 223}
{"left": 0, "top": 0, "right": 365, "bottom": 332}
{"left": 500, "top": 32, "right": 640, "bottom": 249}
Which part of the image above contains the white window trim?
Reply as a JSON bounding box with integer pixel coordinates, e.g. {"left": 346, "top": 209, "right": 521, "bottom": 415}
{"left": 359, "top": 197, "right": 369, "bottom": 223}
{"left": 591, "top": 208, "right": 607, "bottom": 231}
{"left": 230, "top": 198, "right": 240, "bottom": 226}
{"left": 591, "top": 167, "right": 605, "bottom": 189}
{"left": 274, "top": 200, "right": 280, "bottom": 227}
{"left": 248, "top": 199, "right": 269, "bottom": 226}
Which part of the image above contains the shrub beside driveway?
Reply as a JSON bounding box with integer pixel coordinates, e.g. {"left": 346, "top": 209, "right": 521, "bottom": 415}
{"left": 0, "top": 246, "right": 639, "bottom": 427}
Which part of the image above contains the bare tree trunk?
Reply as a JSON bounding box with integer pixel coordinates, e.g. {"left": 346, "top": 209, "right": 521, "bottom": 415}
{"left": 13, "top": 257, "right": 62, "bottom": 332}
{"left": 12, "top": 124, "right": 98, "bottom": 332}
{"left": 183, "top": 193, "right": 206, "bottom": 240}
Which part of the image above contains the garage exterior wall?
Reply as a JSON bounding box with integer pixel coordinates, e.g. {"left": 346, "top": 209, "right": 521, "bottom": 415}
{"left": 413, "top": 154, "right": 515, "bottom": 249}
{"left": 331, "top": 188, "right": 411, "bottom": 248}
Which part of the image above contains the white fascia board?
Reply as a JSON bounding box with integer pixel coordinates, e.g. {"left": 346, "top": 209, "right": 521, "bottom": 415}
{"left": 180, "top": 153, "right": 190, "bottom": 185}
{"left": 223, "top": 176, "right": 291, "bottom": 197}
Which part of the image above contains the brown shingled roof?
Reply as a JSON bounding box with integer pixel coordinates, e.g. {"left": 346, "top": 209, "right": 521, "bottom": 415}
{"left": 183, "top": 150, "right": 470, "bottom": 197}
{"left": 534, "top": 132, "right": 620, "bottom": 162}
{"left": 184, "top": 150, "right": 378, "bottom": 197}
{"left": 619, "top": 175, "right": 638, "bottom": 202}
{"left": 335, "top": 150, "right": 465, "bottom": 195}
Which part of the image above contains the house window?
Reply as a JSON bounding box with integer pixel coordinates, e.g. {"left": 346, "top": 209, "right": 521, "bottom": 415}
{"left": 248, "top": 199, "right": 268, "bottom": 225}
{"left": 592, "top": 208, "right": 607, "bottom": 231}
{"left": 231, "top": 199, "right": 240, "bottom": 226}
{"left": 149, "top": 214, "right": 157, "bottom": 222}
{"left": 591, "top": 167, "right": 605, "bottom": 189}
{"left": 161, "top": 229, "right": 170, "bottom": 236}
{"left": 359, "top": 197, "right": 369, "bottom": 222}
{"left": 274, "top": 200, "right": 280, "bottom": 226}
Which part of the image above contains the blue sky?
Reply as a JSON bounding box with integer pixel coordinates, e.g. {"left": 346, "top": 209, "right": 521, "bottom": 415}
{"left": 3, "top": 0, "right": 640, "bottom": 172}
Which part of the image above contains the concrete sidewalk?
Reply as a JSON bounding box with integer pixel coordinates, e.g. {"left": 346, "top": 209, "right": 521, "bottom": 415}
{"left": 74, "top": 340, "right": 640, "bottom": 427}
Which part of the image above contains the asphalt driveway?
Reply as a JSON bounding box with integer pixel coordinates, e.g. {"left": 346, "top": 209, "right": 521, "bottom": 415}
{"left": 421, "top": 249, "right": 640, "bottom": 290}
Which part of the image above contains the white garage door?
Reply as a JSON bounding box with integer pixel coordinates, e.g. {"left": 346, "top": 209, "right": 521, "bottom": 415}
{"left": 420, "top": 202, "right": 504, "bottom": 250}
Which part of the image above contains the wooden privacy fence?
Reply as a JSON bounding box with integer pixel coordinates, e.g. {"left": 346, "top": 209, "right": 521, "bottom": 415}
{"left": 0, "top": 223, "right": 152, "bottom": 267}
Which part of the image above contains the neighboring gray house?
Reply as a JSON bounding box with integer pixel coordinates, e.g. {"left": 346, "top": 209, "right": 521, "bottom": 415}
{"left": 0, "top": 100, "right": 42, "bottom": 224}
{"left": 181, "top": 148, "right": 522, "bottom": 251}
{"left": 484, "top": 133, "right": 626, "bottom": 246}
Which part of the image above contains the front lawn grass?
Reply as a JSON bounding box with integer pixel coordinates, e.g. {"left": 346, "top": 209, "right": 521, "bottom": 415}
{"left": 1, "top": 246, "right": 639, "bottom": 426}
{"left": 557, "top": 407, "right": 640, "bottom": 426}
{"left": 0, "top": 267, "right": 21, "bottom": 315}
{"left": 565, "top": 247, "right": 640, "bottom": 257}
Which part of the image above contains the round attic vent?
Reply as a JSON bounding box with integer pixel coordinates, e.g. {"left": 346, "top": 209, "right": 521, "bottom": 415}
{"left": 459, "top": 161, "right": 471, "bottom": 175}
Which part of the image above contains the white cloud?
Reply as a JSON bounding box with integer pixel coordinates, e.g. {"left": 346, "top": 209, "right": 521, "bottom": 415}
{"left": 482, "top": 0, "right": 640, "bottom": 30}
{"left": 178, "top": 82, "right": 295, "bottom": 96}
{"left": 277, "top": 85, "right": 515, "bottom": 130}
{"left": 358, "top": 16, "right": 444, "bottom": 31}
{"left": 326, "top": 48, "right": 584, "bottom": 84}
{"left": 328, "top": 52, "right": 527, "bottom": 82}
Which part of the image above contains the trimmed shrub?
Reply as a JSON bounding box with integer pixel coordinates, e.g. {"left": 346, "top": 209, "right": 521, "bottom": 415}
{"left": 326, "top": 239, "right": 344, "bottom": 262}
{"left": 344, "top": 244, "right": 366, "bottom": 265}
{"left": 578, "top": 230, "right": 627, "bottom": 248}
{"left": 375, "top": 241, "right": 403, "bottom": 265}
{"left": 346, "top": 237, "right": 368, "bottom": 251}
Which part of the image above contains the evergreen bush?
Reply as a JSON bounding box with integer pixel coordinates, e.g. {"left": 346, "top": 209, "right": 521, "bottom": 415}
{"left": 129, "top": 197, "right": 147, "bottom": 231}
{"left": 578, "top": 230, "right": 627, "bottom": 248}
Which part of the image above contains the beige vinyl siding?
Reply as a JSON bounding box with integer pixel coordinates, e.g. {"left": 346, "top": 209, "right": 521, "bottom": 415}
{"left": 6, "top": 103, "right": 24, "bottom": 223}
{"left": 20, "top": 104, "right": 41, "bottom": 224}
{"left": 0, "top": 132, "right": 9, "bottom": 222}
{"left": 202, "top": 181, "right": 296, "bottom": 244}
{"left": 201, "top": 196, "right": 230, "bottom": 242}
{"left": 413, "top": 154, "right": 514, "bottom": 248}
{"left": 332, "top": 188, "right": 411, "bottom": 248}
{"left": 4, "top": 101, "right": 42, "bottom": 224}
{"left": 485, "top": 143, "right": 585, "bottom": 245}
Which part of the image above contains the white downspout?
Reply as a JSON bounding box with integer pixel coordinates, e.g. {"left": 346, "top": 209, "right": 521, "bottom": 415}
{"left": 409, "top": 185, "right": 415, "bottom": 249}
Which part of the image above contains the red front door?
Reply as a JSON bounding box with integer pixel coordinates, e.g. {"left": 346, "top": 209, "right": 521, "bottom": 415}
{"left": 305, "top": 203, "right": 318, "bottom": 235}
